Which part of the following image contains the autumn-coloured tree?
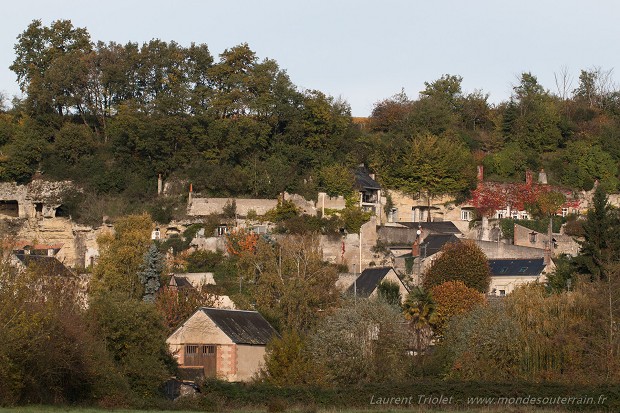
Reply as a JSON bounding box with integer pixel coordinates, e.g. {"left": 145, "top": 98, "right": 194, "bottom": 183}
{"left": 155, "top": 285, "right": 220, "bottom": 332}
{"left": 225, "top": 228, "right": 259, "bottom": 256}
{"left": 423, "top": 240, "right": 491, "bottom": 293}
{"left": 430, "top": 280, "right": 485, "bottom": 335}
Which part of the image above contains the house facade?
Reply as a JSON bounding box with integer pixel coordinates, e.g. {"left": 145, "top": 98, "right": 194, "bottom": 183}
{"left": 166, "top": 308, "right": 278, "bottom": 382}
{"left": 488, "top": 258, "right": 554, "bottom": 296}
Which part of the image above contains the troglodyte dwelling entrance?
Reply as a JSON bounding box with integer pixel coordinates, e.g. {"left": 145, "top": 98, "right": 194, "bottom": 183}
{"left": 0, "top": 200, "right": 19, "bottom": 217}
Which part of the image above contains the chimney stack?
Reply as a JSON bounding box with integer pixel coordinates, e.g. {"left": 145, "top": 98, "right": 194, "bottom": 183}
{"left": 412, "top": 238, "right": 420, "bottom": 257}
{"left": 544, "top": 246, "right": 551, "bottom": 266}
{"left": 477, "top": 165, "right": 484, "bottom": 182}
{"left": 538, "top": 168, "right": 548, "bottom": 185}
{"left": 157, "top": 174, "right": 163, "bottom": 195}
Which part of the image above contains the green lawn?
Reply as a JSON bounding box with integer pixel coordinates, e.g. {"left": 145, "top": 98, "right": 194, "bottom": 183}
{"left": 0, "top": 407, "right": 608, "bottom": 413}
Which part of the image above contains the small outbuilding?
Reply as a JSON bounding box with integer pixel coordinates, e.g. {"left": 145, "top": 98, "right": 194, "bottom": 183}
{"left": 344, "top": 267, "right": 409, "bottom": 302}
{"left": 166, "top": 307, "right": 278, "bottom": 382}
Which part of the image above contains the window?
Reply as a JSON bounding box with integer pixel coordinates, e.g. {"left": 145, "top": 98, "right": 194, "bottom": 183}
{"left": 511, "top": 212, "right": 519, "bottom": 220}
{"left": 561, "top": 208, "right": 568, "bottom": 217}
{"left": 518, "top": 267, "right": 528, "bottom": 273}
{"left": 185, "top": 345, "right": 198, "bottom": 354}
{"left": 201, "top": 345, "right": 215, "bottom": 354}
{"left": 499, "top": 290, "right": 506, "bottom": 297}
{"left": 497, "top": 212, "right": 504, "bottom": 219}
{"left": 461, "top": 209, "right": 473, "bottom": 221}
{"left": 520, "top": 212, "right": 529, "bottom": 220}
{"left": 529, "top": 232, "right": 537, "bottom": 243}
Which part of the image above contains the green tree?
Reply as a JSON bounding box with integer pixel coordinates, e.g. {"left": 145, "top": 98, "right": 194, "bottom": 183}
{"left": 87, "top": 292, "right": 174, "bottom": 397}
{"left": 379, "top": 133, "right": 476, "bottom": 200}
{"left": 505, "top": 72, "right": 563, "bottom": 152}
{"left": 423, "top": 240, "right": 491, "bottom": 293}
{"left": 91, "top": 214, "right": 153, "bottom": 299}
{"left": 237, "top": 234, "right": 340, "bottom": 332}
{"left": 318, "top": 164, "right": 354, "bottom": 197}
{"left": 54, "top": 122, "right": 97, "bottom": 164}
{"left": 10, "top": 19, "right": 92, "bottom": 116}
{"left": 377, "top": 280, "right": 402, "bottom": 307}
{"left": 552, "top": 141, "right": 619, "bottom": 191}
{"left": 138, "top": 243, "right": 164, "bottom": 303}
{"left": 575, "top": 186, "right": 620, "bottom": 281}
{"left": 403, "top": 287, "right": 437, "bottom": 355}
{"left": 259, "top": 330, "right": 327, "bottom": 386}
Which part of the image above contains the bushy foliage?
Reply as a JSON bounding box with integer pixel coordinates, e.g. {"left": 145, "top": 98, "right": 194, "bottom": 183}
{"left": 259, "top": 330, "right": 327, "bottom": 387}
{"left": 87, "top": 292, "right": 175, "bottom": 398}
{"left": 91, "top": 214, "right": 153, "bottom": 299}
{"left": 377, "top": 280, "right": 402, "bottom": 307}
{"left": 423, "top": 240, "right": 491, "bottom": 293}
{"left": 185, "top": 250, "right": 224, "bottom": 272}
{"left": 430, "top": 280, "right": 485, "bottom": 335}
{"left": 309, "top": 299, "right": 409, "bottom": 385}
{"left": 237, "top": 235, "right": 340, "bottom": 332}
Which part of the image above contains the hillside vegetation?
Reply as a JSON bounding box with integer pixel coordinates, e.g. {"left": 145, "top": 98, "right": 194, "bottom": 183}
{"left": 2, "top": 19, "right": 620, "bottom": 219}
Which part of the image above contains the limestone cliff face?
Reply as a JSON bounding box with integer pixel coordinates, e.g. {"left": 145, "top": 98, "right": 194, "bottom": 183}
{"left": 14, "top": 217, "right": 110, "bottom": 269}
{"left": 0, "top": 179, "right": 76, "bottom": 219}
{"left": 0, "top": 179, "right": 108, "bottom": 269}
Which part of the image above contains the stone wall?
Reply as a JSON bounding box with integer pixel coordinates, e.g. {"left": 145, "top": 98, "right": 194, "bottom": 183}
{"left": 475, "top": 240, "right": 545, "bottom": 259}
{"left": 320, "top": 217, "right": 380, "bottom": 272}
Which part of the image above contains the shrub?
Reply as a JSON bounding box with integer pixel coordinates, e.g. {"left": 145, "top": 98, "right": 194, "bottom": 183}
{"left": 423, "top": 240, "right": 491, "bottom": 293}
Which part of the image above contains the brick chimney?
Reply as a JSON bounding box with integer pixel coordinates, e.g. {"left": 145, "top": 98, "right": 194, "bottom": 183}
{"left": 477, "top": 165, "right": 484, "bottom": 182}
{"left": 525, "top": 170, "right": 533, "bottom": 186}
{"left": 412, "top": 238, "right": 420, "bottom": 257}
{"left": 412, "top": 226, "right": 422, "bottom": 256}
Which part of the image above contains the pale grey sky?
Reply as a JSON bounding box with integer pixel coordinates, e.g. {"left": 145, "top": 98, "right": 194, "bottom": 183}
{"left": 2, "top": 0, "right": 620, "bottom": 116}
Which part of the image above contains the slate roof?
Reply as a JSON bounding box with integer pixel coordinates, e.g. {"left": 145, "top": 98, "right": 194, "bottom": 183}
{"left": 201, "top": 308, "right": 278, "bottom": 345}
{"left": 354, "top": 167, "right": 381, "bottom": 190}
{"left": 398, "top": 221, "right": 461, "bottom": 235}
{"left": 14, "top": 254, "right": 74, "bottom": 277}
{"left": 346, "top": 267, "right": 394, "bottom": 298}
{"left": 421, "top": 234, "right": 460, "bottom": 257}
{"left": 169, "top": 275, "right": 194, "bottom": 289}
{"left": 488, "top": 258, "right": 546, "bottom": 277}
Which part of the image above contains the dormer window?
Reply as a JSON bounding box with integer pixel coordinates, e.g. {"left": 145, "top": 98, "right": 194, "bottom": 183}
{"left": 518, "top": 267, "right": 528, "bottom": 273}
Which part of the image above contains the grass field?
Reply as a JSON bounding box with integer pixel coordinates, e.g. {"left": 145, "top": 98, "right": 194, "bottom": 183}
{"left": 0, "top": 407, "right": 610, "bottom": 413}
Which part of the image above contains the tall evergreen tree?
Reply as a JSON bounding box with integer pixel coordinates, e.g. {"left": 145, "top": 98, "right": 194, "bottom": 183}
{"left": 576, "top": 186, "right": 620, "bottom": 280}
{"left": 139, "top": 243, "right": 163, "bottom": 303}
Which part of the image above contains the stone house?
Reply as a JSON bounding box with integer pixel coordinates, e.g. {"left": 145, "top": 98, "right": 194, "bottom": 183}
{"left": 166, "top": 308, "right": 278, "bottom": 382}
{"left": 340, "top": 267, "right": 409, "bottom": 302}
{"left": 488, "top": 258, "right": 554, "bottom": 296}
{"left": 513, "top": 223, "right": 580, "bottom": 257}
